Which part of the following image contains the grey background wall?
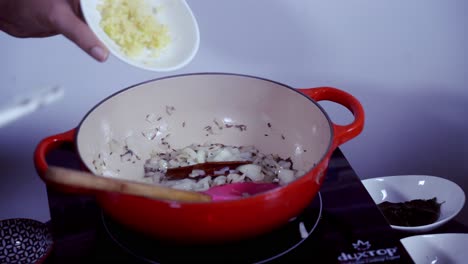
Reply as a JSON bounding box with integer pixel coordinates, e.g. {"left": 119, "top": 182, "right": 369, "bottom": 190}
{"left": 1, "top": 0, "right": 467, "bottom": 224}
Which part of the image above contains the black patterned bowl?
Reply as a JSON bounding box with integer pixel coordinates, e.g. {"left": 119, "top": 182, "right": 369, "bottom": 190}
{"left": 0, "top": 218, "right": 53, "bottom": 264}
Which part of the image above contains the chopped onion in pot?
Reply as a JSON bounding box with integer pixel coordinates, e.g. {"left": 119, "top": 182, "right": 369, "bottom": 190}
{"left": 143, "top": 143, "right": 305, "bottom": 191}
{"left": 227, "top": 173, "right": 246, "bottom": 183}
{"left": 238, "top": 164, "right": 264, "bottom": 182}
{"left": 213, "top": 166, "right": 230, "bottom": 175}
{"left": 213, "top": 176, "right": 227, "bottom": 186}
{"left": 278, "top": 169, "right": 295, "bottom": 185}
{"left": 189, "top": 169, "right": 206, "bottom": 178}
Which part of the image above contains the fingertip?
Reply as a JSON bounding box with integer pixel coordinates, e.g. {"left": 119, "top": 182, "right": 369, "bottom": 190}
{"left": 90, "top": 45, "right": 109, "bottom": 62}
{"left": 49, "top": 4, "right": 109, "bottom": 62}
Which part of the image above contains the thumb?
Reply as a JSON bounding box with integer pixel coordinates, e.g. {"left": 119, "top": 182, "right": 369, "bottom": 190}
{"left": 50, "top": 4, "right": 109, "bottom": 62}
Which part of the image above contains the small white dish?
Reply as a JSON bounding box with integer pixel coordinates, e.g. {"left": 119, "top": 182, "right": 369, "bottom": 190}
{"left": 362, "top": 175, "right": 465, "bottom": 233}
{"left": 401, "top": 233, "right": 468, "bottom": 264}
{"left": 81, "top": 0, "right": 200, "bottom": 71}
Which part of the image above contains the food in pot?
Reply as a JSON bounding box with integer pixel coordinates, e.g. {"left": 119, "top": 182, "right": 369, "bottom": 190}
{"left": 98, "top": 0, "right": 170, "bottom": 58}
{"left": 143, "top": 143, "right": 306, "bottom": 191}
{"left": 377, "top": 197, "right": 444, "bottom": 227}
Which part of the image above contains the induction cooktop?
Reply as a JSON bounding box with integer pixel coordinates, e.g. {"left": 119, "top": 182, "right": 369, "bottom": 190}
{"left": 43, "top": 147, "right": 413, "bottom": 263}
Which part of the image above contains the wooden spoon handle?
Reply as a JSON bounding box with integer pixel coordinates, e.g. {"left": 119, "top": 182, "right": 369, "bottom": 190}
{"left": 44, "top": 166, "right": 211, "bottom": 203}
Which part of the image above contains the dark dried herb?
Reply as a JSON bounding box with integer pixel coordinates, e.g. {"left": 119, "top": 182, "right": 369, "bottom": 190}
{"left": 120, "top": 149, "right": 134, "bottom": 158}
{"left": 213, "top": 119, "right": 223, "bottom": 130}
{"left": 285, "top": 157, "right": 294, "bottom": 168}
{"left": 204, "top": 126, "right": 213, "bottom": 134}
{"left": 141, "top": 131, "right": 156, "bottom": 140}
{"left": 235, "top": 124, "right": 247, "bottom": 131}
{"left": 377, "top": 197, "right": 444, "bottom": 227}
{"left": 165, "top": 106, "right": 176, "bottom": 115}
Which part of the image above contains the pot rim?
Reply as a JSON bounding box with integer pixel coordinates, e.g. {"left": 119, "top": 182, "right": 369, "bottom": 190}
{"left": 75, "top": 72, "right": 336, "bottom": 203}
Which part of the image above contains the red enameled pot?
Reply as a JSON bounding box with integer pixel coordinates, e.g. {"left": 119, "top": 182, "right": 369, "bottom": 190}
{"left": 34, "top": 73, "right": 364, "bottom": 244}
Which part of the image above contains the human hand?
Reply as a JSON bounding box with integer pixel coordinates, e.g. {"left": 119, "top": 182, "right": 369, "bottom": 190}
{"left": 0, "top": 0, "right": 109, "bottom": 62}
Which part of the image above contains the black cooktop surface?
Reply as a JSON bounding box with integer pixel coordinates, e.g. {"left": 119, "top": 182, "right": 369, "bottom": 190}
{"left": 44, "top": 147, "right": 415, "bottom": 263}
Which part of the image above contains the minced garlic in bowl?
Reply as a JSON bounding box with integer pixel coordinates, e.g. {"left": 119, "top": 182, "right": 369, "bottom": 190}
{"left": 98, "top": 0, "right": 171, "bottom": 58}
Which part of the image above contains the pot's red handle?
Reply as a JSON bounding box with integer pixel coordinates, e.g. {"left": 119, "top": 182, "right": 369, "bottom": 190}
{"left": 34, "top": 129, "right": 76, "bottom": 180}
{"left": 299, "top": 87, "right": 365, "bottom": 148}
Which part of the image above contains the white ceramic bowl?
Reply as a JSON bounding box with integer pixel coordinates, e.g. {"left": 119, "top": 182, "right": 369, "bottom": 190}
{"left": 362, "top": 175, "right": 465, "bottom": 233}
{"left": 81, "top": 0, "right": 200, "bottom": 71}
{"left": 401, "top": 233, "right": 468, "bottom": 264}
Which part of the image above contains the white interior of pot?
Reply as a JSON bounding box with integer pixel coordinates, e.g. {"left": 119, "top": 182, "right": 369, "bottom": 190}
{"left": 76, "top": 74, "right": 332, "bottom": 184}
